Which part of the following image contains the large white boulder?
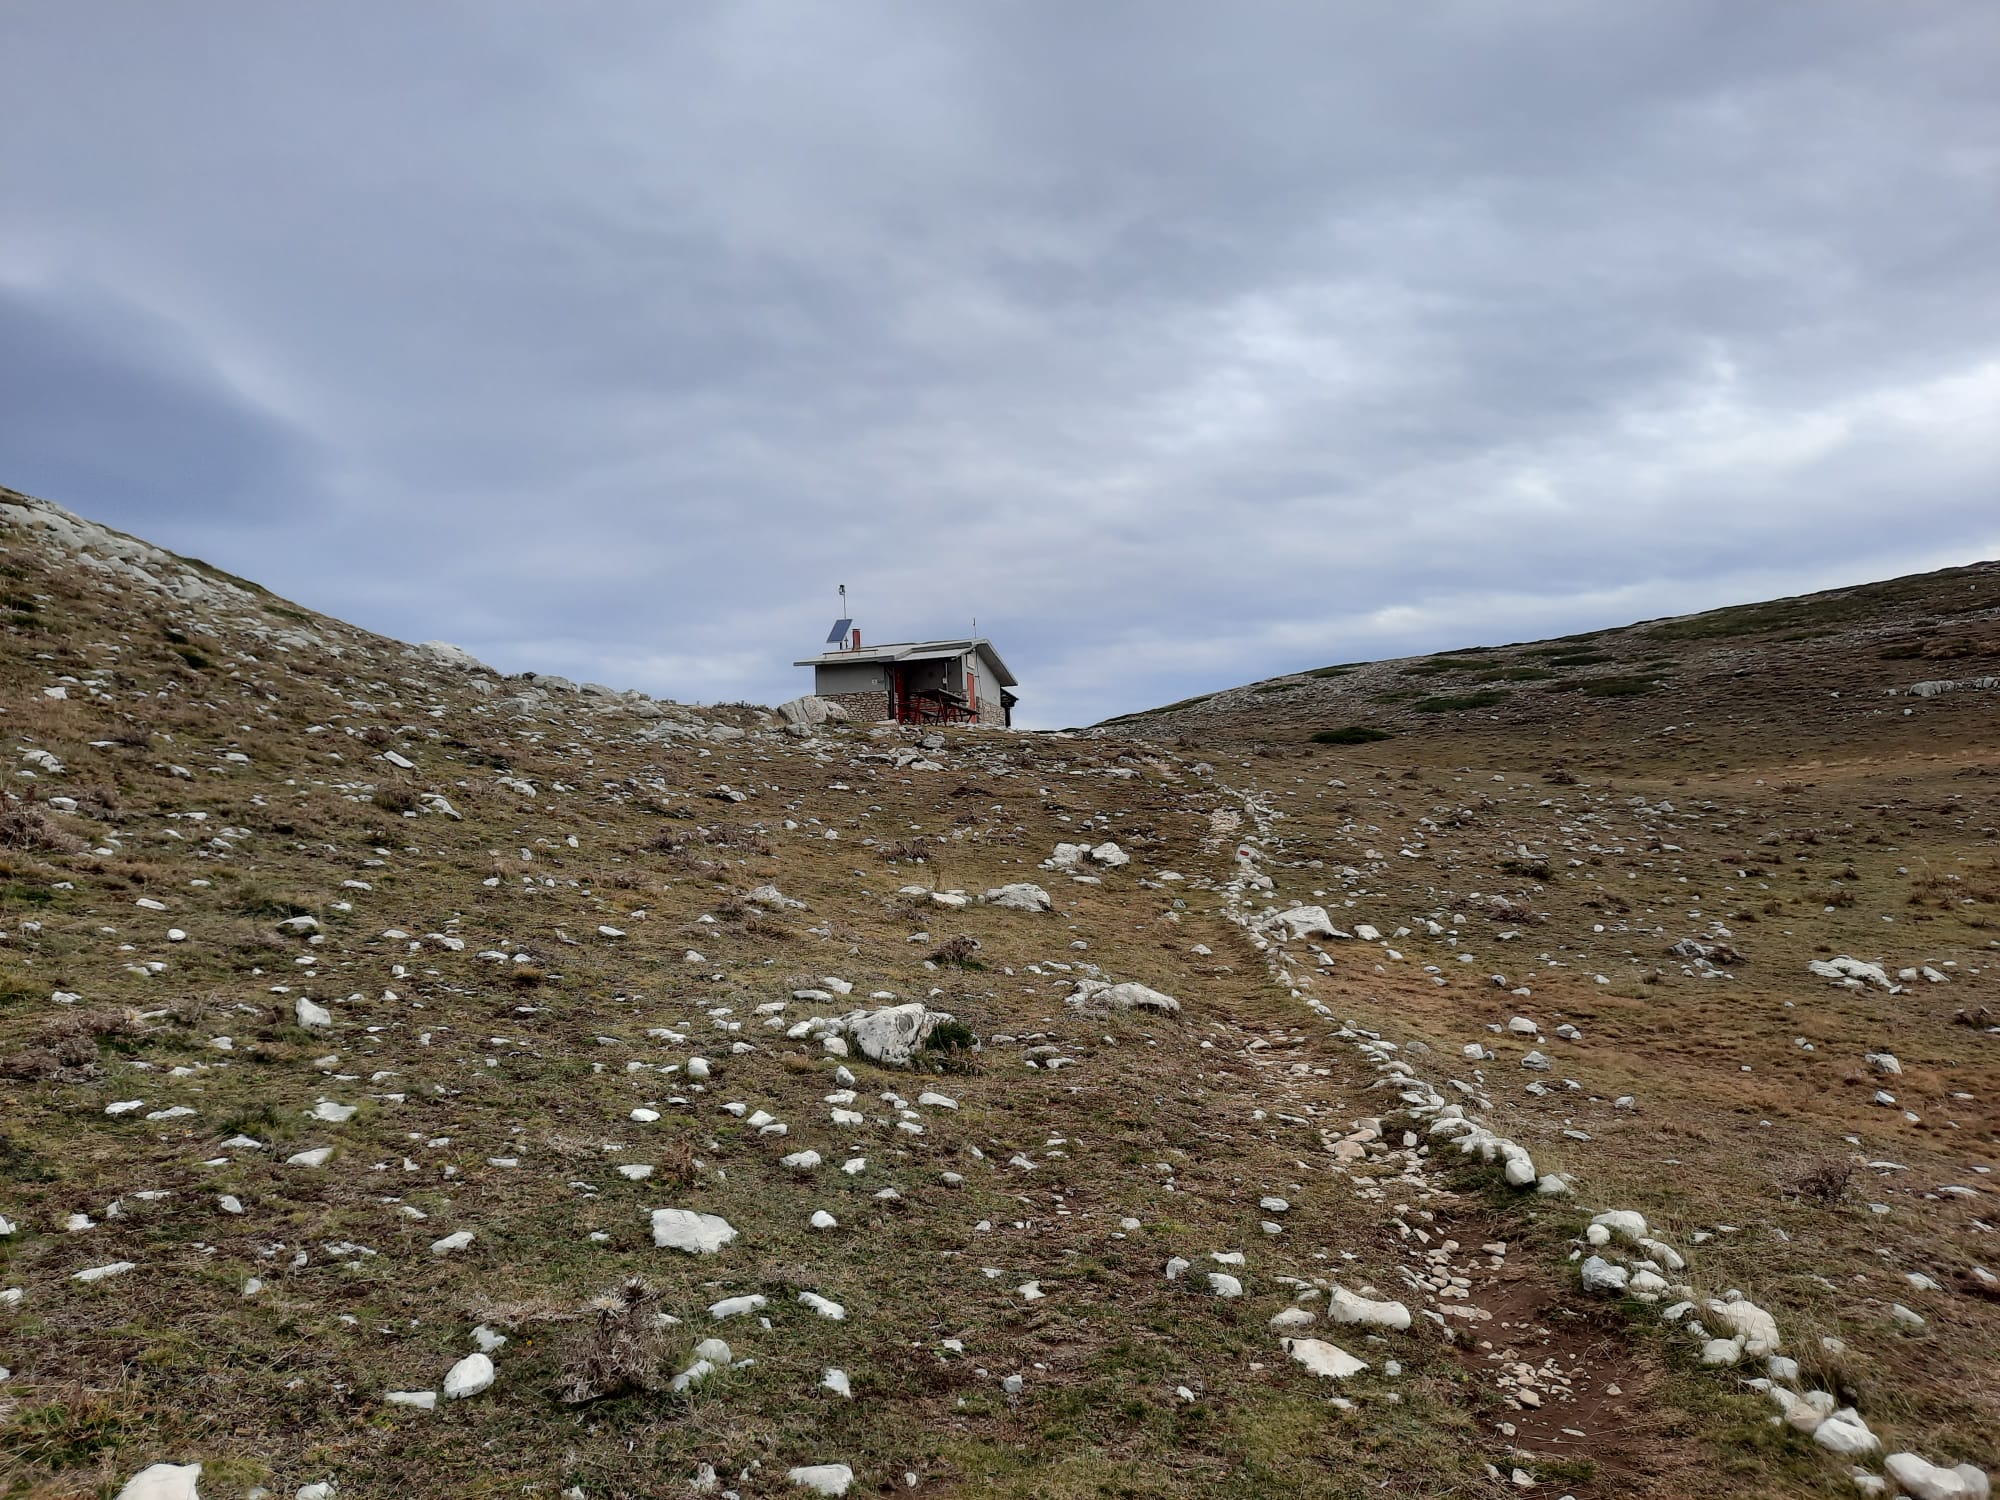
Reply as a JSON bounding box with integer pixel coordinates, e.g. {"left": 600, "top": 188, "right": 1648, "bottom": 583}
{"left": 115, "top": 1464, "right": 202, "bottom": 1500}
{"left": 776, "top": 696, "right": 849, "bottom": 730}
{"left": 1068, "top": 979, "right": 1181, "bottom": 1015}
{"left": 416, "top": 640, "right": 494, "bottom": 674}
{"left": 1270, "top": 905, "right": 1338, "bottom": 940}
{"left": 982, "top": 883, "right": 1053, "bottom": 913}
{"left": 843, "top": 1003, "right": 952, "bottom": 1066}
{"left": 649, "top": 1208, "right": 739, "bottom": 1254}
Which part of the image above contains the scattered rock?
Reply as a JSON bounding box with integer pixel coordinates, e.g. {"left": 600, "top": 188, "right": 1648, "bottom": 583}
{"left": 1283, "top": 1337, "right": 1368, "bottom": 1380}
{"left": 443, "top": 1352, "right": 495, "bottom": 1399}
{"left": 649, "top": 1209, "right": 739, "bottom": 1254}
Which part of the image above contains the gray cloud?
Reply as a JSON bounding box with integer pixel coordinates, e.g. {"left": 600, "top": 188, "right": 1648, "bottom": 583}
{"left": 3, "top": 1, "right": 1996, "bottom": 725}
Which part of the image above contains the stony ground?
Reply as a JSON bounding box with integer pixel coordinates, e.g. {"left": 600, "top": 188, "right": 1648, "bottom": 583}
{"left": 1, "top": 486, "right": 1994, "bottom": 1500}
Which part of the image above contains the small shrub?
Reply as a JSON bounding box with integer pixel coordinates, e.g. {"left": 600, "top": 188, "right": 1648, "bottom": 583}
{"left": 217, "top": 1101, "right": 282, "bottom": 1139}
{"left": 556, "top": 1279, "right": 674, "bottom": 1405}
{"left": 655, "top": 1136, "right": 699, "bottom": 1189}
{"left": 1784, "top": 1157, "right": 1853, "bottom": 1205}
{"left": 230, "top": 882, "right": 315, "bottom": 920}
{"left": 702, "top": 824, "right": 772, "bottom": 856}
{"left": 922, "top": 1019, "right": 981, "bottom": 1074}
{"left": 1573, "top": 675, "right": 1662, "bottom": 698}
{"left": 1411, "top": 690, "right": 1507, "bottom": 713}
{"left": 0, "top": 801, "right": 83, "bottom": 853}
{"left": 930, "top": 934, "right": 982, "bottom": 967}
{"left": 1402, "top": 657, "right": 1487, "bottom": 677}
{"left": 1311, "top": 726, "right": 1393, "bottom": 745}
{"left": 373, "top": 784, "right": 421, "bottom": 815}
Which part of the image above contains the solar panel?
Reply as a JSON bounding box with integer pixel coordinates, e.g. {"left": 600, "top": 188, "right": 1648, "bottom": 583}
{"left": 825, "top": 618, "right": 853, "bottom": 644}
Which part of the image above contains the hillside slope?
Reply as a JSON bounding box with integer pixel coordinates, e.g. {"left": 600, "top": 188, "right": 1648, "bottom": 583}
{"left": 2, "top": 485, "right": 1994, "bottom": 1500}
{"left": 1098, "top": 563, "right": 2000, "bottom": 768}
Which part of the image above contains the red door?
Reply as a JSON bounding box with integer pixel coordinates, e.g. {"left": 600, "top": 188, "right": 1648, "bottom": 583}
{"left": 964, "top": 663, "right": 979, "bottom": 722}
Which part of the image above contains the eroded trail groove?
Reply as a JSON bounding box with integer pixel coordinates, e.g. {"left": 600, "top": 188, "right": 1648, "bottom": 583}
{"left": 1, "top": 487, "right": 1994, "bottom": 1500}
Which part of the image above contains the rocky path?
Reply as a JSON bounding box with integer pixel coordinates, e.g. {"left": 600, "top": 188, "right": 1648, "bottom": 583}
{"left": 1195, "top": 771, "right": 1992, "bottom": 1500}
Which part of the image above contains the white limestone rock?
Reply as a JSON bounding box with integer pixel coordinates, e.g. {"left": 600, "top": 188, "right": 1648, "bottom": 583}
{"left": 1590, "top": 1209, "right": 1648, "bottom": 1244}
{"left": 776, "top": 695, "right": 849, "bottom": 730}
{"left": 1808, "top": 957, "right": 1894, "bottom": 990}
{"left": 1326, "top": 1287, "right": 1411, "bottom": 1332}
{"left": 844, "top": 1002, "right": 953, "bottom": 1066}
{"left": 1707, "top": 1297, "right": 1781, "bottom": 1356}
{"left": 1812, "top": 1408, "right": 1880, "bottom": 1457}
{"left": 798, "top": 1291, "right": 846, "bottom": 1319}
{"left": 1068, "top": 979, "right": 1181, "bottom": 1015}
{"left": 1699, "top": 1337, "right": 1745, "bottom": 1366}
{"left": 787, "top": 1465, "right": 854, "bottom": 1496}
{"left": 1884, "top": 1454, "right": 1991, "bottom": 1500}
{"left": 649, "top": 1208, "right": 739, "bottom": 1254}
{"left": 114, "top": 1463, "right": 203, "bottom": 1500}
{"left": 74, "top": 1260, "right": 137, "bottom": 1283}
{"left": 443, "top": 1352, "right": 494, "bottom": 1399}
{"left": 1580, "top": 1256, "right": 1629, "bottom": 1294}
{"left": 1283, "top": 1337, "right": 1368, "bottom": 1380}
{"left": 1271, "top": 905, "right": 1339, "bottom": 940}
{"left": 982, "top": 883, "right": 1053, "bottom": 913}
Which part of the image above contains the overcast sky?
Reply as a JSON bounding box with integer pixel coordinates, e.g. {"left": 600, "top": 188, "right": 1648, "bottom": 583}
{"left": 4, "top": 4, "right": 1997, "bottom": 727}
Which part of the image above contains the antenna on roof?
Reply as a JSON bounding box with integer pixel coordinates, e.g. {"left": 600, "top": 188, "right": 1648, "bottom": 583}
{"left": 826, "top": 583, "right": 852, "bottom": 648}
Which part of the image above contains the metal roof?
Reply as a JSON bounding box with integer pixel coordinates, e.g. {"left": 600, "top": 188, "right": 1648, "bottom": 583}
{"left": 793, "top": 636, "right": 1018, "bottom": 687}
